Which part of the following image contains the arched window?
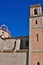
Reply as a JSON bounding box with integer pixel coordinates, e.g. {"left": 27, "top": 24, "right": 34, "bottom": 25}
{"left": 37, "top": 62, "right": 40, "bottom": 65}
{"left": 36, "top": 34, "right": 38, "bottom": 41}
{"left": 34, "top": 9, "right": 37, "bottom": 15}
{"left": 36, "top": 20, "right": 37, "bottom": 24}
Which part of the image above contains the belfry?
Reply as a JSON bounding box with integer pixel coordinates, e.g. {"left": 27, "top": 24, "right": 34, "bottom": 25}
{"left": 29, "top": 4, "right": 43, "bottom": 65}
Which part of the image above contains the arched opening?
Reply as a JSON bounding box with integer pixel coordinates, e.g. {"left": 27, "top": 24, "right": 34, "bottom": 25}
{"left": 36, "top": 20, "right": 37, "bottom": 24}
{"left": 37, "top": 62, "right": 40, "bottom": 65}
{"left": 34, "top": 9, "right": 37, "bottom": 15}
{"left": 36, "top": 34, "right": 39, "bottom": 41}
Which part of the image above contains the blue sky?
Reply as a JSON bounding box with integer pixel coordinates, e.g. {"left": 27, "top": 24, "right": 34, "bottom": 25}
{"left": 0, "top": 0, "right": 43, "bottom": 37}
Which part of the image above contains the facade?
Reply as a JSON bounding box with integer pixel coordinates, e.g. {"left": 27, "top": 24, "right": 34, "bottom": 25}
{"left": 0, "top": 4, "right": 43, "bottom": 65}
{"left": 0, "top": 25, "right": 29, "bottom": 65}
{"left": 0, "top": 36, "right": 29, "bottom": 65}
{"left": 29, "top": 4, "right": 43, "bottom": 65}
{"left": 0, "top": 36, "right": 29, "bottom": 52}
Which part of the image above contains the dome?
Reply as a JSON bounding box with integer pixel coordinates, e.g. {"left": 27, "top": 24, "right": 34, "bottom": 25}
{"left": 0, "top": 24, "right": 11, "bottom": 36}
{"left": 0, "top": 24, "right": 8, "bottom": 32}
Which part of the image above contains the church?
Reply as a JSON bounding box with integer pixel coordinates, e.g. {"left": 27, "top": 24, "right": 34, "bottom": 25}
{"left": 0, "top": 4, "right": 42, "bottom": 65}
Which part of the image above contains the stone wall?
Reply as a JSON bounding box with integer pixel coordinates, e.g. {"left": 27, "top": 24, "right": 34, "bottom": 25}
{"left": 0, "top": 52, "right": 27, "bottom": 65}
{"left": 0, "top": 38, "right": 21, "bottom": 51}
{"left": 0, "top": 36, "right": 29, "bottom": 65}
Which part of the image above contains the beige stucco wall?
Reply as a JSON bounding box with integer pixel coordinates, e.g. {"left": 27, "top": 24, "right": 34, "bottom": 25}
{"left": 0, "top": 52, "right": 27, "bottom": 65}
{"left": 0, "top": 38, "right": 22, "bottom": 51}
{"left": 0, "top": 37, "right": 28, "bottom": 65}
{"left": 0, "top": 38, "right": 16, "bottom": 51}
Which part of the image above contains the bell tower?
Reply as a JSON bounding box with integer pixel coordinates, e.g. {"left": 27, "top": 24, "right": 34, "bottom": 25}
{"left": 30, "top": 4, "right": 42, "bottom": 17}
{"left": 29, "top": 4, "right": 43, "bottom": 65}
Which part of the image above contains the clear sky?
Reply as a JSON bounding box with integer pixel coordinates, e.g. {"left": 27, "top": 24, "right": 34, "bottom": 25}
{"left": 0, "top": 0, "right": 43, "bottom": 37}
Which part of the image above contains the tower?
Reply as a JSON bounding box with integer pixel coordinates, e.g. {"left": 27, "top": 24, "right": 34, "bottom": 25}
{"left": 29, "top": 4, "right": 43, "bottom": 65}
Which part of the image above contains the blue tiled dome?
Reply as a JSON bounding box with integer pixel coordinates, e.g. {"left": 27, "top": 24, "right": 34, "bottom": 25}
{"left": 0, "top": 24, "right": 8, "bottom": 32}
{"left": 0, "top": 24, "right": 11, "bottom": 36}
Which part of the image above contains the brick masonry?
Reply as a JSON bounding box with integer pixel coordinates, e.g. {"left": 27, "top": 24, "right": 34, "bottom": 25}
{"left": 29, "top": 4, "right": 43, "bottom": 65}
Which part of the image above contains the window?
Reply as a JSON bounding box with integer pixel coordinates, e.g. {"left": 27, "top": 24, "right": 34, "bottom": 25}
{"left": 20, "top": 40, "right": 23, "bottom": 49}
{"left": 37, "top": 62, "right": 40, "bottom": 65}
{"left": 20, "top": 40, "right": 29, "bottom": 49}
{"left": 34, "top": 9, "right": 37, "bottom": 15}
{"left": 26, "top": 41, "right": 29, "bottom": 48}
{"left": 36, "top": 34, "right": 38, "bottom": 41}
{"left": 36, "top": 20, "right": 37, "bottom": 24}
